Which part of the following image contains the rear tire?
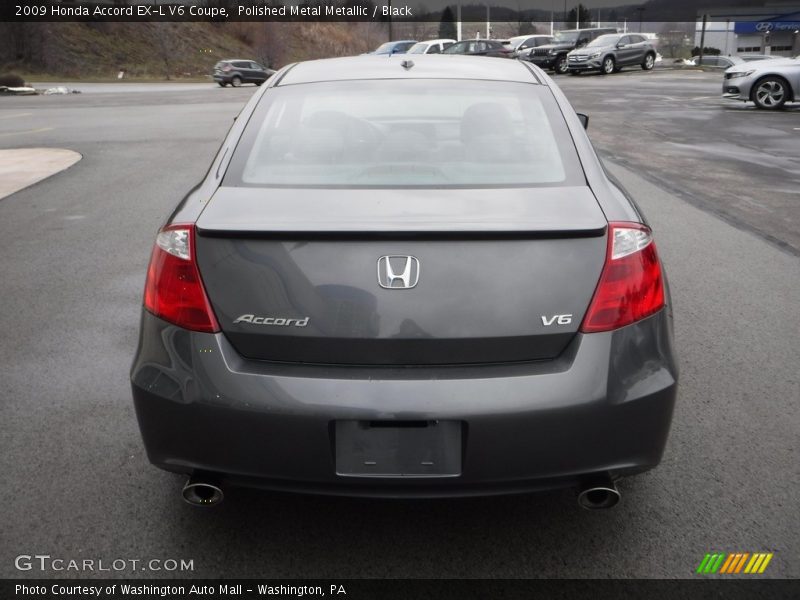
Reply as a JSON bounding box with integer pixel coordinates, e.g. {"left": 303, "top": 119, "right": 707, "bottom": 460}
{"left": 752, "top": 76, "right": 789, "bottom": 110}
{"left": 554, "top": 56, "right": 569, "bottom": 75}
{"left": 231, "top": 76, "right": 242, "bottom": 88}
{"left": 642, "top": 53, "right": 656, "bottom": 70}
{"left": 602, "top": 56, "right": 615, "bottom": 75}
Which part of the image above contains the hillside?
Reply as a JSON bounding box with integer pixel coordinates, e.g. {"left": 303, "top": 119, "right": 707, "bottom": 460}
{"left": 0, "top": 21, "right": 387, "bottom": 80}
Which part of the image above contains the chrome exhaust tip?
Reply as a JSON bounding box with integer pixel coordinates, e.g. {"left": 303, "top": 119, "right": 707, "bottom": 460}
{"left": 577, "top": 476, "right": 620, "bottom": 510}
{"left": 182, "top": 475, "right": 224, "bottom": 507}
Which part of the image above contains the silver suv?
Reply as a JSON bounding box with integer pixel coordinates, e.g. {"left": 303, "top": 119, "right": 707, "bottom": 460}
{"left": 567, "top": 34, "right": 656, "bottom": 75}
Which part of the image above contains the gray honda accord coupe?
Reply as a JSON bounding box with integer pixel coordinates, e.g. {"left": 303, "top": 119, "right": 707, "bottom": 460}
{"left": 131, "top": 55, "right": 677, "bottom": 509}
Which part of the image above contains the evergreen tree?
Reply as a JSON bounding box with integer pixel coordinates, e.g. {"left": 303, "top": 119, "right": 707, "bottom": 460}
{"left": 439, "top": 6, "right": 457, "bottom": 40}
{"left": 566, "top": 4, "right": 592, "bottom": 28}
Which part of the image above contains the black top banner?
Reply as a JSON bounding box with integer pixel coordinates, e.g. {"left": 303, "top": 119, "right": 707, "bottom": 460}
{"left": 4, "top": 0, "right": 800, "bottom": 23}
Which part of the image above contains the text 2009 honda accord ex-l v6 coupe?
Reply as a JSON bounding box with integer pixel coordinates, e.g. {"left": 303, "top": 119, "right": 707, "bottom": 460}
{"left": 131, "top": 55, "right": 677, "bottom": 509}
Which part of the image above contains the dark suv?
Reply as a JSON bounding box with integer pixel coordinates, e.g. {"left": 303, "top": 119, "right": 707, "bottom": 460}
{"left": 213, "top": 60, "right": 274, "bottom": 87}
{"left": 529, "top": 28, "right": 617, "bottom": 74}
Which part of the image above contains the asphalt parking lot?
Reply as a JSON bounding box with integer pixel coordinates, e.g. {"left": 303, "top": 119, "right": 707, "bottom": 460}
{"left": 559, "top": 68, "right": 800, "bottom": 256}
{"left": 0, "top": 70, "right": 798, "bottom": 579}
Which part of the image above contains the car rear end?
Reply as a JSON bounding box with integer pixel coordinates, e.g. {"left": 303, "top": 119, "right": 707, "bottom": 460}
{"left": 478, "top": 41, "right": 514, "bottom": 58}
{"left": 131, "top": 58, "right": 677, "bottom": 500}
{"left": 212, "top": 61, "right": 233, "bottom": 84}
{"left": 493, "top": 45, "right": 515, "bottom": 58}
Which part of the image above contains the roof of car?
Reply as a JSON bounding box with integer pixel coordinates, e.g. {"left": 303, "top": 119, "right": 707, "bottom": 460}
{"left": 276, "top": 55, "right": 541, "bottom": 86}
{"left": 557, "top": 28, "right": 616, "bottom": 33}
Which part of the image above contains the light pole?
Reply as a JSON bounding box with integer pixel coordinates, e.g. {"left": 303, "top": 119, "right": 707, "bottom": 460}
{"left": 699, "top": 14, "right": 708, "bottom": 65}
{"left": 388, "top": 0, "right": 393, "bottom": 41}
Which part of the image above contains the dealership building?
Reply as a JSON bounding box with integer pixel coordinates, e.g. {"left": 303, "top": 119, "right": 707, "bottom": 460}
{"left": 695, "top": 3, "right": 800, "bottom": 56}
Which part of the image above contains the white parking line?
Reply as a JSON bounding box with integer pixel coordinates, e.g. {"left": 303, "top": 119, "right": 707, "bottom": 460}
{"left": 0, "top": 127, "right": 53, "bottom": 138}
{"left": 0, "top": 112, "right": 32, "bottom": 120}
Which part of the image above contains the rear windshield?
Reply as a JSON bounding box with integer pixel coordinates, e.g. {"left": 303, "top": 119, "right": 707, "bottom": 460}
{"left": 224, "top": 79, "right": 584, "bottom": 188}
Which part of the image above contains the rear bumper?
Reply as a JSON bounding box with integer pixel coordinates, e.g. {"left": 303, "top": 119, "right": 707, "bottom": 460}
{"left": 131, "top": 309, "right": 678, "bottom": 497}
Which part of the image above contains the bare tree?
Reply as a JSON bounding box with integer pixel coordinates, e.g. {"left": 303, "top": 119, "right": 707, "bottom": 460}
{"left": 151, "top": 23, "right": 186, "bottom": 80}
{"left": 659, "top": 23, "right": 693, "bottom": 59}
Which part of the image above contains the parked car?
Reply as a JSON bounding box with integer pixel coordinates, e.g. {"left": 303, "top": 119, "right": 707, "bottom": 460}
{"left": 213, "top": 60, "right": 274, "bottom": 87}
{"left": 407, "top": 39, "right": 456, "bottom": 54}
{"left": 567, "top": 33, "right": 657, "bottom": 75}
{"left": 529, "top": 28, "right": 617, "bottom": 74}
{"left": 693, "top": 55, "right": 744, "bottom": 69}
{"left": 507, "top": 35, "right": 555, "bottom": 60}
{"left": 132, "top": 55, "right": 677, "bottom": 509}
{"left": 442, "top": 39, "right": 513, "bottom": 58}
{"left": 723, "top": 57, "right": 799, "bottom": 109}
{"left": 640, "top": 33, "right": 660, "bottom": 49}
{"left": 369, "top": 40, "right": 417, "bottom": 55}
{"left": 739, "top": 54, "right": 780, "bottom": 62}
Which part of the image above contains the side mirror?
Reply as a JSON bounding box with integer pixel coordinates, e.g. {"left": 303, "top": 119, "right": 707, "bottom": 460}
{"left": 576, "top": 113, "right": 589, "bottom": 130}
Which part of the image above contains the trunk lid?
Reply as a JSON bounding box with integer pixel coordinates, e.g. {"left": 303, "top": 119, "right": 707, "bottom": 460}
{"left": 194, "top": 186, "right": 607, "bottom": 365}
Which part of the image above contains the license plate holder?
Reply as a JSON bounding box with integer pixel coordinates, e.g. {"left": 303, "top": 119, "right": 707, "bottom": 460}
{"left": 335, "top": 420, "right": 462, "bottom": 478}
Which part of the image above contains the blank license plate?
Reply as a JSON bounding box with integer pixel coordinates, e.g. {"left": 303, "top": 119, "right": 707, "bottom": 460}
{"left": 335, "top": 420, "right": 462, "bottom": 477}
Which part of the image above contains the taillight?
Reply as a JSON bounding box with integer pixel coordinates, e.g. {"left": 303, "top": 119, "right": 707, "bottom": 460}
{"left": 580, "top": 222, "right": 665, "bottom": 333}
{"left": 143, "top": 224, "right": 220, "bottom": 333}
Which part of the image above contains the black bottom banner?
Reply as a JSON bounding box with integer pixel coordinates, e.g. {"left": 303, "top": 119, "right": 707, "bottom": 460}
{"left": 2, "top": 579, "right": 799, "bottom": 600}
